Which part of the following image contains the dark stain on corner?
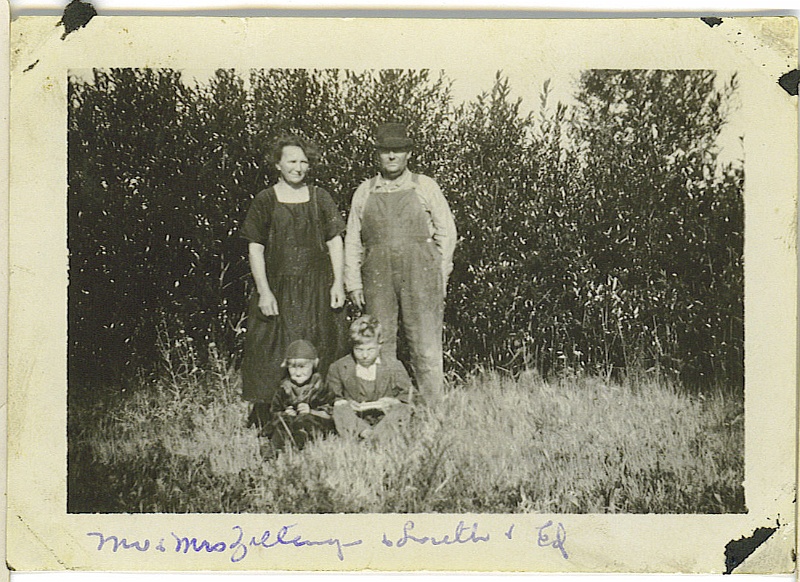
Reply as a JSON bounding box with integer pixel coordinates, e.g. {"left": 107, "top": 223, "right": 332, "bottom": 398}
{"left": 724, "top": 527, "right": 777, "bottom": 574}
{"left": 701, "top": 17, "right": 724, "bottom": 27}
{"left": 58, "top": 0, "right": 97, "bottom": 40}
{"left": 23, "top": 59, "right": 40, "bottom": 73}
{"left": 778, "top": 70, "right": 800, "bottom": 96}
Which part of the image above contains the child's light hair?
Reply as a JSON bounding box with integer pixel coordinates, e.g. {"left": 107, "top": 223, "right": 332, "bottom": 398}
{"left": 349, "top": 314, "right": 382, "bottom": 344}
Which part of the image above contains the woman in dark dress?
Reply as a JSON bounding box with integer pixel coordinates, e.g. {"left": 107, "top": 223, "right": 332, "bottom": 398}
{"left": 239, "top": 135, "right": 347, "bottom": 429}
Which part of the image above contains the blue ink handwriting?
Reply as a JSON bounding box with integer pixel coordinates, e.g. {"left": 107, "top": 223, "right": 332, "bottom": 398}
{"left": 229, "top": 524, "right": 362, "bottom": 562}
{"left": 86, "top": 532, "right": 150, "bottom": 553}
{"left": 171, "top": 532, "right": 228, "bottom": 555}
{"left": 88, "top": 525, "right": 362, "bottom": 563}
{"left": 87, "top": 520, "right": 568, "bottom": 563}
{"left": 505, "top": 524, "right": 515, "bottom": 540}
{"left": 536, "top": 520, "right": 568, "bottom": 559}
{"left": 382, "top": 520, "right": 490, "bottom": 548}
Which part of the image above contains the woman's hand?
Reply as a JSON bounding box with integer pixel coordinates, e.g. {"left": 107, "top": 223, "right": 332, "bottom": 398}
{"left": 283, "top": 406, "right": 297, "bottom": 417}
{"left": 330, "top": 281, "right": 345, "bottom": 309}
{"left": 248, "top": 243, "right": 278, "bottom": 316}
{"left": 297, "top": 402, "right": 311, "bottom": 415}
{"left": 258, "top": 290, "right": 279, "bottom": 317}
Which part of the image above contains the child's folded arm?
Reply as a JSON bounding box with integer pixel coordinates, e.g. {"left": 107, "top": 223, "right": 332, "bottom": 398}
{"left": 376, "top": 396, "right": 402, "bottom": 410}
{"left": 308, "top": 374, "right": 335, "bottom": 410}
{"left": 334, "top": 398, "right": 362, "bottom": 412}
{"left": 316, "top": 402, "right": 334, "bottom": 416}
{"left": 326, "top": 362, "right": 350, "bottom": 403}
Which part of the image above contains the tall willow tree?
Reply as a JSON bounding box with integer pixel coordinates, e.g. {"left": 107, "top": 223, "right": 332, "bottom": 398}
{"left": 68, "top": 68, "right": 743, "bottom": 392}
{"left": 569, "top": 70, "right": 743, "bottom": 385}
{"left": 69, "top": 69, "right": 194, "bottom": 386}
{"left": 68, "top": 68, "right": 456, "bottom": 391}
{"left": 443, "top": 74, "right": 538, "bottom": 370}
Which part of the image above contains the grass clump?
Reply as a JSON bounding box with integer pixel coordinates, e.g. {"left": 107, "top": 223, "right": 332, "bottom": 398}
{"left": 68, "top": 338, "right": 744, "bottom": 514}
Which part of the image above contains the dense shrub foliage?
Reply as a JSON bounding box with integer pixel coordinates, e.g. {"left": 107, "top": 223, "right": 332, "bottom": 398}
{"left": 68, "top": 68, "right": 743, "bottom": 393}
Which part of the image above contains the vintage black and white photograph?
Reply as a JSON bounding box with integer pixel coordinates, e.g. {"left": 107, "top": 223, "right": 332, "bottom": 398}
{"left": 8, "top": 15, "right": 796, "bottom": 574}
{"left": 65, "top": 65, "right": 745, "bottom": 514}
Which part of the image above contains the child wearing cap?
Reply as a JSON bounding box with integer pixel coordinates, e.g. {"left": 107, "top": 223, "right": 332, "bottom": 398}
{"left": 326, "top": 315, "right": 413, "bottom": 440}
{"left": 265, "top": 339, "right": 334, "bottom": 451}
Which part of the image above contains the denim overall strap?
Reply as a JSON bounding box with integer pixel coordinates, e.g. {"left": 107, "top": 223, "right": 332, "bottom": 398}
{"left": 359, "top": 173, "right": 444, "bottom": 403}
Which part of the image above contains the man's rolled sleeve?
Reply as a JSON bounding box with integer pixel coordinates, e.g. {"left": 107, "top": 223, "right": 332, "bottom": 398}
{"left": 419, "top": 176, "right": 457, "bottom": 284}
{"left": 344, "top": 182, "right": 369, "bottom": 293}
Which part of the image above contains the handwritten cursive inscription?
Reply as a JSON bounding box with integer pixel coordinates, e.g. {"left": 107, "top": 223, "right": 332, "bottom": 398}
{"left": 86, "top": 532, "right": 150, "bottom": 553}
{"left": 536, "top": 520, "right": 568, "bottom": 559}
{"left": 228, "top": 524, "right": 362, "bottom": 562}
{"left": 171, "top": 532, "right": 229, "bottom": 555}
{"left": 88, "top": 525, "right": 362, "bottom": 563}
{"left": 381, "top": 520, "right": 490, "bottom": 548}
{"left": 87, "top": 520, "right": 568, "bottom": 563}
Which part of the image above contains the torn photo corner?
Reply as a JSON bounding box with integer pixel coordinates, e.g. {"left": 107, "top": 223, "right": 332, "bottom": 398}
{"left": 6, "top": 14, "right": 798, "bottom": 575}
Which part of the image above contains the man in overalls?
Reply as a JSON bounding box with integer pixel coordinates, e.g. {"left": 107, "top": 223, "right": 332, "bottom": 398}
{"left": 344, "top": 123, "right": 457, "bottom": 404}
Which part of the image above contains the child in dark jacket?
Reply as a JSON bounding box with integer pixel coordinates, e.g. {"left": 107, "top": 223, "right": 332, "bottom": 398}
{"left": 327, "top": 315, "right": 413, "bottom": 440}
{"left": 266, "top": 339, "right": 334, "bottom": 450}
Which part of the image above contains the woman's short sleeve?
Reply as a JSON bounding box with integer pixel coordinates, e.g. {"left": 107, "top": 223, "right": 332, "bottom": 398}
{"left": 239, "top": 189, "right": 274, "bottom": 245}
{"left": 316, "top": 187, "right": 346, "bottom": 241}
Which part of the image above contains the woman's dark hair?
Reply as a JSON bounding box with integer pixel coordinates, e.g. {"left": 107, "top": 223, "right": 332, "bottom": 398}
{"left": 268, "top": 134, "right": 321, "bottom": 166}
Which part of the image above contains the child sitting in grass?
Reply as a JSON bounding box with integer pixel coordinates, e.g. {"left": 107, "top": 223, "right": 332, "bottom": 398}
{"left": 266, "top": 339, "right": 334, "bottom": 451}
{"left": 327, "top": 315, "right": 413, "bottom": 440}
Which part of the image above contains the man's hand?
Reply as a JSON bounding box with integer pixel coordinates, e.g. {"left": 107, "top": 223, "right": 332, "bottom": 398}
{"left": 258, "top": 290, "right": 279, "bottom": 317}
{"left": 297, "top": 402, "right": 311, "bottom": 415}
{"left": 349, "top": 289, "right": 365, "bottom": 310}
{"left": 283, "top": 406, "right": 297, "bottom": 417}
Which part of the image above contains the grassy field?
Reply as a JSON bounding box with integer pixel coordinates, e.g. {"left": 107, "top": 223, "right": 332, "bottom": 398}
{"left": 68, "top": 341, "right": 745, "bottom": 514}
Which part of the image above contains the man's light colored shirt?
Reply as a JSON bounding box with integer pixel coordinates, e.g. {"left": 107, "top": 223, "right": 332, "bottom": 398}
{"left": 344, "top": 169, "right": 457, "bottom": 293}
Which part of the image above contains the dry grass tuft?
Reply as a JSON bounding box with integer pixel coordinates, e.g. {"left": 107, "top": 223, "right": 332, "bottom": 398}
{"left": 68, "top": 339, "right": 744, "bottom": 514}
